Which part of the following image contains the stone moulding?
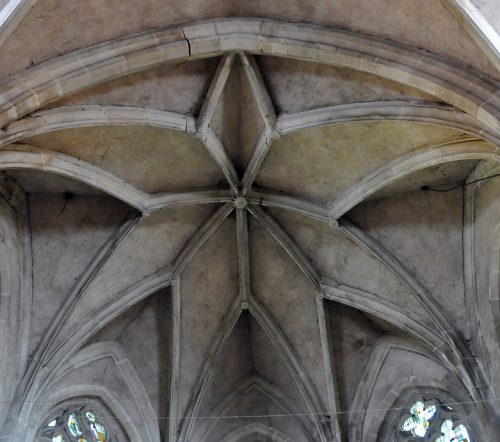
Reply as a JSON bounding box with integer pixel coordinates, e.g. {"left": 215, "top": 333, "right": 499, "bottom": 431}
{"left": 0, "top": 181, "right": 31, "bottom": 433}
{"left": 0, "top": 18, "right": 498, "bottom": 132}
{"left": 22, "top": 342, "right": 160, "bottom": 442}
{"left": 328, "top": 139, "right": 500, "bottom": 219}
{"left": 1, "top": 105, "right": 196, "bottom": 141}
{"left": 276, "top": 101, "right": 500, "bottom": 146}
{"left": 0, "top": 15, "right": 498, "bottom": 442}
{"left": 177, "top": 295, "right": 331, "bottom": 442}
{"left": 219, "top": 422, "right": 292, "bottom": 442}
{"left": 348, "top": 337, "right": 487, "bottom": 442}
{"left": 0, "top": 143, "right": 233, "bottom": 213}
{"left": 337, "top": 219, "right": 491, "bottom": 417}
{"left": 194, "top": 376, "right": 312, "bottom": 441}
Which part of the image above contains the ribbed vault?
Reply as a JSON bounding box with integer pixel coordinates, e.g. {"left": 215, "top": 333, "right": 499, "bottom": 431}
{"left": 0, "top": 12, "right": 498, "bottom": 442}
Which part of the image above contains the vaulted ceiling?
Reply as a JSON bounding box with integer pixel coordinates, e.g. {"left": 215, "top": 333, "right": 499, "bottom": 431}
{"left": 0, "top": 2, "right": 499, "bottom": 442}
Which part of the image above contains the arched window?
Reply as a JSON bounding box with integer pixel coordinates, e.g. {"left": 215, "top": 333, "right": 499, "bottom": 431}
{"left": 37, "top": 403, "right": 116, "bottom": 442}
{"left": 396, "top": 395, "right": 473, "bottom": 441}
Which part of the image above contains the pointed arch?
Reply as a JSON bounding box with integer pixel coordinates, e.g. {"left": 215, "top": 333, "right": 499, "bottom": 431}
{"left": 337, "top": 219, "right": 490, "bottom": 414}
{"left": 14, "top": 202, "right": 232, "bottom": 441}
{"left": 0, "top": 19, "right": 498, "bottom": 133}
{"left": 177, "top": 295, "right": 244, "bottom": 441}
{"left": 349, "top": 337, "right": 488, "bottom": 442}
{"left": 195, "top": 375, "right": 312, "bottom": 441}
{"left": 178, "top": 295, "right": 331, "bottom": 442}
{"left": 247, "top": 296, "right": 331, "bottom": 442}
{"left": 16, "top": 342, "right": 159, "bottom": 442}
{"left": 220, "top": 422, "right": 292, "bottom": 442}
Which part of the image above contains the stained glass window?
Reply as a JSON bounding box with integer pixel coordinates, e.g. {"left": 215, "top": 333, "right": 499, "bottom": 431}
{"left": 85, "top": 411, "right": 106, "bottom": 442}
{"left": 397, "top": 396, "right": 473, "bottom": 442}
{"left": 67, "top": 414, "right": 82, "bottom": 437}
{"left": 38, "top": 405, "right": 110, "bottom": 442}
{"left": 400, "top": 401, "right": 437, "bottom": 436}
{"left": 435, "top": 419, "right": 471, "bottom": 442}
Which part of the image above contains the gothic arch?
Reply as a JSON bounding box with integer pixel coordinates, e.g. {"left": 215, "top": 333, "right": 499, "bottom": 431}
{"left": 349, "top": 338, "right": 488, "bottom": 442}
{"left": 14, "top": 342, "right": 160, "bottom": 442}
{"left": 0, "top": 19, "right": 498, "bottom": 132}
{"left": 219, "top": 423, "right": 292, "bottom": 442}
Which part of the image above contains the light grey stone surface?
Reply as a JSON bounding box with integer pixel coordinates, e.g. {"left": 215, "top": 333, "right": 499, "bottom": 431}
{"left": 178, "top": 217, "right": 238, "bottom": 419}
{"left": 268, "top": 209, "right": 431, "bottom": 322}
{"left": 50, "top": 59, "right": 218, "bottom": 116}
{"left": 257, "top": 122, "right": 468, "bottom": 202}
{"left": 257, "top": 57, "right": 438, "bottom": 114}
{"left": 28, "top": 194, "right": 130, "bottom": 355}
{"left": 1, "top": 0, "right": 499, "bottom": 80}
{"left": 211, "top": 58, "right": 265, "bottom": 176}
{"left": 250, "top": 217, "right": 329, "bottom": 408}
{"left": 349, "top": 186, "right": 469, "bottom": 336}
{"left": 25, "top": 125, "right": 225, "bottom": 193}
{"left": 0, "top": 8, "right": 498, "bottom": 442}
{"left": 326, "top": 302, "right": 386, "bottom": 436}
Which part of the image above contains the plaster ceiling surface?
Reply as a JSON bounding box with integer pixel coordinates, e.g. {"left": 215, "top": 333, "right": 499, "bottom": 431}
{"left": 0, "top": 6, "right": 499, "bottom": 442}
{"left": 24, "top": 125, "right": 225, "bottom": 193}
{"left": 256, "top": 121, "right": 471, "bottom": 202}
{"left": 48, "top": 58, "right": 218, "bottom": 115}
{"left": 256, "top": 57, "right": 439, "bottom": 114}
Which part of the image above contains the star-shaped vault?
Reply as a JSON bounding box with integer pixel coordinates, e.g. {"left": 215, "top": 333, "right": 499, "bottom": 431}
{"left": 0, "top": 31, "right": 497, "bottom": 442}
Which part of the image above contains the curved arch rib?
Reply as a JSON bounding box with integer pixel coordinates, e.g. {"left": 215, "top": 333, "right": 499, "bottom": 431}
{"left": 0, "top": 144, "right": 149, "bottom": 210}
{"left": 321, "top": 280, "right": 448, "bottom": 351}
{"left": 277, "top": 101, "right": 500, "bottom": 147}
{"left": 247, "top": 296, "right": 332, "bottom": 442}
{"left": 0, "top": 105, "right": 196, "bottom": 148}
{"left": 178, "top": 295, "right": 244, "bottom": 442}
{"left": 0, "top": 105, "right": 241, "bottom": 194}
{"left": 46, "top": 342, "right": 160, "bottom": 442}
{"left": 328, "top": 139, "right": 500, "bottom": 220}
{"left": 198, "top": 376, "right": 312, "bottom": 441}
{"left": 247, "top": 189, "right": 329, "bottom": 222}
{"left": 248, "top": 205, "right": 321, "bottom": 290}
{"left": 0, "top": 19, "right": 498, "bottom": 132}
{"left": 0, "top": 145, "right": 233, "bottom": 213}
{"left": 19, "top": 203, "right": 232, "bottom": 440}
{"left": 44, "top": 203, "right": 234, "bottom": 377}
{"left": 337, "top": 219, "right": 491, "bottom": 412}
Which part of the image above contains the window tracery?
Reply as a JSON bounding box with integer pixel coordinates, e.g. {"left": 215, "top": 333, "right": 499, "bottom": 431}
{"left": 38, "top": 405, "right": 110, "bottom": 442}
{"left": 396, "top": 396, "right": 473, "bottom": 442}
